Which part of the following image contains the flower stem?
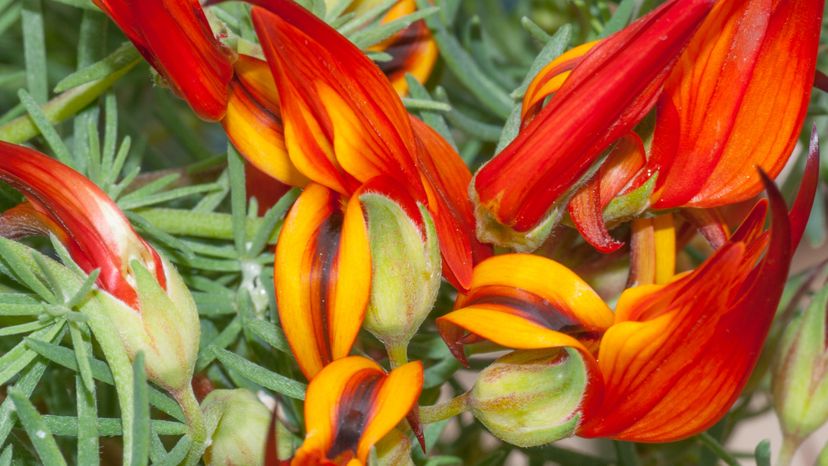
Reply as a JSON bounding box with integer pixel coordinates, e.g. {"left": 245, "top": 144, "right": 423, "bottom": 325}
{"left": 174, "top": 386, "right": 207, "bottom": 466}
{"left": 698, "top": 432, "right": 740, "bottom": 466}
{"left": 777, "top": 434, "right": 802, "bottom": 466}
{"left": 385, "top": 342, "right": 409, "bottom": 369}
{"left": 419, "top": 392, "right": 470, "bottom": 424}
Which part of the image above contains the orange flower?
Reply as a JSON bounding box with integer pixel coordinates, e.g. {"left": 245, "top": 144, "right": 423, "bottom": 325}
{"left": 0, "top": 142, "right": 164, "bottom": 308}
{"left": 646, "top": 0, "right": 824, "bottom": 209}
{"left": 93, "top": 0, "right": 234, "bottom": 121}
{"left": 266, "top": 356, "right": 423, "bottom": 466}
{"left": 251, "top": 0, "right": 487, "bottom": 285}
{"left": 471, "top": 0, "right": 714, "bottom": 249}
{"left": 439, "top": 144, "right": 818, "bottom": 442}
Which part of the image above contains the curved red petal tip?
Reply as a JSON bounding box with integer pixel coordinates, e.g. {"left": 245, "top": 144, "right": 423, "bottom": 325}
{"left": 568, "top": 184, "right": 624, "bottom": 254}
{"left": 263, "top": 408, "right": 289, "bottom": 466}
{"left": 406, "top": 409, "right": 426, "bottom": 453}
{"left": 789, "top": 126, "right": 820, "bottom": 250}
{"left": 815, "top": 70, "right": 828, "bottom": 93}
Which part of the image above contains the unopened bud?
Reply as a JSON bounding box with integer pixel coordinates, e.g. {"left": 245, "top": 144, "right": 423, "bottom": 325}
{"left": 202, "top": 390, "right": 271, "bottom": 466}
{"left": 360, "top": 193, "right": 441, "bottom": 349}
{"left": 470, "top": 348, "right": 587, "bottom": 447}
{"left": 375, "top": 428, "right": 415, "bottom": 466}
{"left": 97, "top": 257, "right": 200, "bottom": 393}
{"left": 772, "top": 285, "right": 828, "bottom": 440}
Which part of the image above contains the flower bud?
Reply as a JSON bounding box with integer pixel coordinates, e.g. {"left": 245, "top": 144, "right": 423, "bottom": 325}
{"left": 772, "top": 285, "right": 828, "bottom": 441}
{"left": 469, "top": 348, "right": 588, "bottom": 447}
{"left": 360, "top": 192, "right": 441, "bottom": 349}
{"left": 375, "top": 428, "right": 415, "bottom": 466}
{"left": 201, "top": 390, "right": 271, "bottom": 466}
{"left": 97, "top": 257, "right": 200, "bottom": 393}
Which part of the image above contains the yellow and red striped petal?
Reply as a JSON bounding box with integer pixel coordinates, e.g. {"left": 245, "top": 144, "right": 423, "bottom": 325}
{"left": 94, "top": 0, "right": 234, "bottom": 121}
{"left": 249, "top": 0, "right": 423, "bottom": 197}
{"left": 411, "top": 116, "right": 490, "bottom": 290}
{"left": 522, "top": 40, "right": 599, "bottom": 123}
{"left": 473, "top": 0, "right": 713, "bottom": 234}
{"left": 649, "top": 0, "right": 823, "bottom": 208}
{"left": 0, "top": 143, "right": 164, "bottom": 308}
{"left": 438, "top": 254, "right": 613, "bottom": 363}
{"left": 293, "top": 356, "right": 423, "bottom": 466}
{"left": 373, "top": 1, "right": 438, "bottom": 95}
{"left": 223, "top": 55, "right": 309, "bottom": 187}
{"left": 579, "top": 166, "right": 807, "bottom": 441}
{"left": 274, "top": 184, "right": 371, "bottom": 379}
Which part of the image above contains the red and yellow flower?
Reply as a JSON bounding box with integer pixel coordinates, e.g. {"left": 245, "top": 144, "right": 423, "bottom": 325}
{"left": 645, "top": 0, "right": 824, "bottom": 209}
{"left": 266, "top": 356, "right": 423, "bottom": 466}
{"left": 439, "top": 147, "right": 818, "bottom": 442}
{"left": 0, "top": 143, "right": 201, "bottom": 394}
{"left": 471, "top": 0, "right": 714, "bottom": 251}
{"left": 249, "top": 0, "right": 487, "bottom": 378}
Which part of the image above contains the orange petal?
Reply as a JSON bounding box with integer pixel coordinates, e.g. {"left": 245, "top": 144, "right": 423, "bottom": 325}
{"left": 95, "top": 0, "right": 233, "bottom": 121}
{"left": 0, "top": 143, "right": 164, "bottom": 308}
{"left": 411, "top": 116, "right": 490, "bottom": 290}
{"left": 474, "top": 0, "right": 713, "bottom": 233}
{"left": 249, "top": 0, "right": 423, "bottom": 196}
{"left": 274, "top": 184, "right": 371, "bottom": 379}
{"left": 580, "top": 173, "right": 798, "bottom": 441}
{"left": 223, "top": 56, "right": 309, "bottom": 187}
{"left": 375, "top": 1, "right": 438, "bottom": 95}
{"left": 438, "top": 254, "right": 613, "bottom": 363}
{"left": 294, "top": 356, "right": 422, "bottom": 465}
{"left": 650, "top": 0, "right": 823, "bottom": 208}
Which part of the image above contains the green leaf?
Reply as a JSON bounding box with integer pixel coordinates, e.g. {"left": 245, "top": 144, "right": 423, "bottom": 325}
{"left": 55, "top": 42, "right": 141, "bottom": 92}
{"left": 155, "top": 435, "right": 192, "bottom": 466}
{"left": 18, "top": 89, "right": 73, "bottom": 165}
{"left": 0, "top": 232, "right": 55, "bottom": 301}
{"left": 245, "top": 318, "right": 291, "bottom": 354}
{"left": 227, "top": 145, "right": 248, "bottom": 254}
{"left": 754, "top": 440, "right": 771, "bottom": 466}
{"left": 350, "top": 7, "right": 439, "bottom": 48}
{"left": 0, "top": 445, "right": 11, "bottom": 466}
{"left": 22, "top": 0, "right": 48, "bottom": 103}
{"left": 511, "top": 24, "right": 572, "bottom": 99}
{"left": 614, "top": 441, "right": 641, "bottom": 466}
{"left": 42, "top": 416, "right": 187, "bottom": 437}
{"left": 0, "top": 360, "right": 47, "bottom": 447}
{"left": 131, "top": 353, "right": 150, "bottom": 466}
{"left": 247, "top": 189, "right": 298, "bottom": 257}
{"left": 0, "top": 321, "right": 63, "bottom": 386}
{"left": 197, "top": 317, "right": 244, "bottom": 371}
{"left": 405, "top": 76, "right": 456, "bottom": 149}
{"left": 214, "top": 348, "right": 307, "bottom": 400}
{"left": 8, "top": 387, "right": 68, "bottom": 466}
{"left": 24, "top": 337, "right": 184, "bottom": 421}
{"left": 602, "top": 0, "right": 636, "bottom": 36}
{"left": 75, "top": 376, "right": 99, "bottom": 466}
{"left": 69, "top": 323, "right": 96, "bottom": 393}
{"left": 47, "top": 0, "right": 95, "bottom": 10}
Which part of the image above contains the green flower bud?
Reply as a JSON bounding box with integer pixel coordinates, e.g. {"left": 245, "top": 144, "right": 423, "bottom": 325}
{"left": 772, "top": 284, "right": 828, "bottom": 441}
{"left": 374, "top": 428, "right": 415, "bottom": 466}
{"left": 360, "top": 193, "right": 441, "bottom": 350}
{"left": 470, "top": 348, "right": 587, "bottom": 447}
{"left": 202, "top": 390, "right": 271, "bottom": 466}
{"left": 97, "top": 257, "right": 200, "bottom": 393}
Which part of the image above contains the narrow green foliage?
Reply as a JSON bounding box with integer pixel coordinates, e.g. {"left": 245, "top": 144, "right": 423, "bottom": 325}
{"left": 131, "top": 353, "right": 150, "bottom": 466}
{"left": 214, "top": 348, "right": 307, "bottom": 400}
{"left": 8, "top": 387, "right": 68, "bottom": 466}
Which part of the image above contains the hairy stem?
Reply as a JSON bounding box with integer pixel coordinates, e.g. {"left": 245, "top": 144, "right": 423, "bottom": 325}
{"left": 777, "top": 434, "right": 802, "bottom": 466}
{"left": 419, "top": 392, "right": 470, "bottom": 424}
{"left": 174, "top": 386, "right": 207, "bottom": 466}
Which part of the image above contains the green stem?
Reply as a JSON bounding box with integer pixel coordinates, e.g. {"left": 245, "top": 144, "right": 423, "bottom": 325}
{"left": 777, "top": 434, "right": 802, "bottom": 466}
{"left": 419, "top": 392, "right": 470, "bottom": 424}
{"left": 385, "top": 342, "right": 409, "bottom": 369}
{"left": 699, "top": 432, "right": 741, "bottom": 466}
{"left": 0, "top": 59, "right": 139, "bottom": 144}
{"left": 174, "top": 386, "right": 207, "bottom": 466}
{"left": 135, "top": 208, "right": 278, "bottom": 243}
